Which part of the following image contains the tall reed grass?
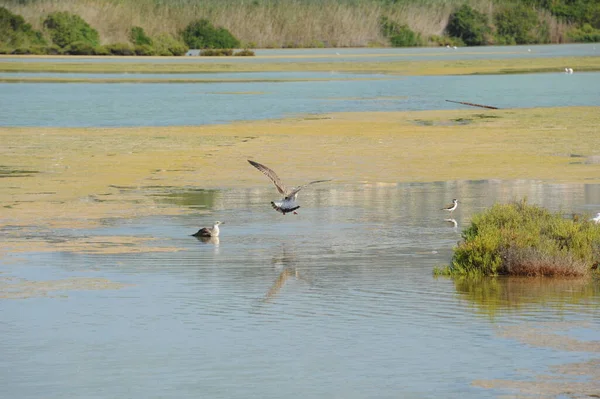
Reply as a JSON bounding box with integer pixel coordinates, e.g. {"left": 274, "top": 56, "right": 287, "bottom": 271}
{"left": 0, "top": 0, "right": 571, "bottom": 47}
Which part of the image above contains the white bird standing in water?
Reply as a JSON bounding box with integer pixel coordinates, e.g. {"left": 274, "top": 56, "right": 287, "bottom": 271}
{"left": 192, "top": 221, "right": 223, "bottom": 237}
{"left": 248, "top": 159, "right": 331, "bottom": 215}
{"left": 441, "top": 199, "right": 458, "bottom": 215}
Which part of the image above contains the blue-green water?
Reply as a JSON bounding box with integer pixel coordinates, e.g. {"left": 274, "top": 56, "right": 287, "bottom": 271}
{"left": 1, "top": 72, "right": 599, "bottom": 127}
{"left": 1, "top": 181, "right": 600, "bottom": 399}
{"left": 1, "top": 46, "right": 600, "bottom": 398}
{"left": 0, "top": 43, "right": 597, "bottom": 63}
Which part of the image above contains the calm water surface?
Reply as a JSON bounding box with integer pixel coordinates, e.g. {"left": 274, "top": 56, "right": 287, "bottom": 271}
{"left": 1, "top": 43, "right": 597, "bottom": 63}
{"left": 2, "top": 72, "right": 599, "bottom": 127}
{"left": 1, "top": 181, "right": 600, "bottom": 399}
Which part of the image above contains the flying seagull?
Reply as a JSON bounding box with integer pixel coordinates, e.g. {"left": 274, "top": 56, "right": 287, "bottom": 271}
{"left": 441, "top": 199, "right": 458, "bottom": 215}
{"left": 192, "top": 221, "right": 223, "bottom": 237}
{"left": 248, "top": 159, "right": 331, "bottom": 215}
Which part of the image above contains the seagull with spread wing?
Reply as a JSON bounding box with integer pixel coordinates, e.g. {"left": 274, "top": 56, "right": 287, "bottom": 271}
{"left": 248, "top": 159, "right": 331, "bottom": 215}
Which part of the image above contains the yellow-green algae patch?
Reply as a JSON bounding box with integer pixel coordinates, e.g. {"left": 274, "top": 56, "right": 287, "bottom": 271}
{"left": 1, "top": 107, "right": 599, "bottom": 246}
{"left": 473, "top": 321, "right": 600, "bottom": 398}
{"left": 0, "top": 277, "right": 129, "bottom": 299}
{"left": 1, "top": 56, "right": 599, "bottom": 75}
{"left": 1, "top": 236, "right": 185, "bottom": 255}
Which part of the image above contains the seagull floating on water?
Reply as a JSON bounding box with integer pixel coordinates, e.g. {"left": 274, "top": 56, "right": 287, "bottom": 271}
{"left": 441, "top": 199, "right": 458, "bottom": 215}
{"left": 192, "top": 221, "right": 223, "bottom": 237}
{"left": 248, "top": 159, "right": 331, "bottom": 215}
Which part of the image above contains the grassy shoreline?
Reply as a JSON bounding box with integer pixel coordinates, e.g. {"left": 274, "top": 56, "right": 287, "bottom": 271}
{"left": 1, "top": 55, "right": 600, "bottom": 76}
{"left": 1, "top": 107, "right": 599, "bottom": 233}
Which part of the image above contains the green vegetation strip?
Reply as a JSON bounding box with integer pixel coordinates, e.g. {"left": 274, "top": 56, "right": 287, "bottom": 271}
{"left": 1, "top": 56, "right": 599, "bottom": 76}
{"left": 435, "top": 200, "right": 600, "bottom": 277}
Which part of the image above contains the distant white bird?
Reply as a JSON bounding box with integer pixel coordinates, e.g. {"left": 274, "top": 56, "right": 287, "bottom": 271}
{"left": 590, "top": 213, "right": 600, "bottom": 224}
{"left": 335, "top": 52, "right": 340, "bottom": 55}
{"left": 453, "top": 46, "right": 457, "bottom": 49}
{"left": 192, "top": 221, "right": 223, "bottom": 237}
{"left": 528, "top": 48, "right": 531, "bottom": 52}
{"left": 446, "top": 44, "right": 450, "bottom": 48}
{"left": 248, "top": 159, "right": 331, "bottom": 215}
{"left": 569, "top": 68, "right": 574, "bottom": 74}
{"left": 441, "top": 199, "right": 458, "bottom": 215}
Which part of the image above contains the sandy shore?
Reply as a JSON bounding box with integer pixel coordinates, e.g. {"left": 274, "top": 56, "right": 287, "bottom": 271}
{"left": 2, "top": 106, "right": 599, "bottom": 233}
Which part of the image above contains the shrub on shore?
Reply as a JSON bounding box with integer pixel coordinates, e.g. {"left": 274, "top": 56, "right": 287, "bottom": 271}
{"left": 0, "top": 6, "right": 46, "bottom": 48}
{"left": 435, "top": 199, "right": 600, "bottom": 277}
{"left": 380, "top": 17, "right": 422, "bottom": 47}
{"left": 62, "top": 41, "right": 105, "bottom": 55}
{"left": 493, "top": 5, "right": 542, "bottom": 45}
{"left": 568, "top": 24, "right": 600, "bottom": 43}
{"left": 152, "top": 33, "right": 188, "bottom": 56}
{"left": 234, "top": 49, "right": 255, "bottom": 56}
{"left": 200, "top": 48, "right": 233, "bottom": 56}
{"left": 130, "top": 26, "right": 152, "bottom": 46}
{"left": 104, "top": 43, "right": 136, "bottom": 56}
{"left": 446, "top": 5, "right": 491, "bottom": 46}
{"left": 43, "top": 11, "right": 100, "bottom": 48}
{"left": 182, "top": 19, "right": 240, "bottom": 49}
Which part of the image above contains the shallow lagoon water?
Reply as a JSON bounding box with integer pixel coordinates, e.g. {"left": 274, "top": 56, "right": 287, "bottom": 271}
{"left": 1, "top": 181, "right": 600, "bottom": 398}
{"left": 1, "top": 43, "right": 598, "bottom": 63}
{"left": 2, "top": 71, "right": 600, "bottom": 127}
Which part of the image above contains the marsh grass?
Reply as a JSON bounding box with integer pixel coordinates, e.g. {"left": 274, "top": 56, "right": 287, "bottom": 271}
{"left": 2, "top": 56, "right": 599, "bottom": 76}
{"left": 435, "top": 199, "right": 600, "bottom": 277}
{"left": 0, "top": 0, "right": 572, "bottom": 47}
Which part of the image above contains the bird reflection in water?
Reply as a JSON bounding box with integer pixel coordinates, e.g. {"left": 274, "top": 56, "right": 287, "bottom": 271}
{"left": 444, "top": 218, "right": 458, "bottom": 229}
{"left": 263, "top": 244, "right": 311, "bottom": 303}
{"left": 194, "top": 235, "right": 220, "bottom": 254}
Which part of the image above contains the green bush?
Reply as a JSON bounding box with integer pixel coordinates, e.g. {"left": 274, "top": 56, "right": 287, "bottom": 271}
{"left": 134, "top": 44, "right": 156, "bottom": 56}
{"left": 182, "top": 19, "right": 240, "bottom": 49}
{"left": 43, "top": 11, "right": 100, "bottom": 48}
{"left": 494, "top": 5, "right": 540, "bottom": 44}
{"left": 568, "top": 23, "right": 600, "bottom": 42}
{"left": 435, "top": 199, "right": 600, "bottom": 277}
{"left": 153, "top": 33, "right": 188, "bottom": 56}
{"left": 130, "top": 26, "right": 152, "bottom": 46}
{"left": 200, "top": 48, "right": 233, "bottom": 56}
{"left": 429, "top": 35, "right": 465, "bottom": 47}
{"left": 105, "top": 42, "right": 135, "bottom": 55}
{"left": 12, "top": 44, "right": 61, "bottom": 55}
{"left": 0, "top": 7, "right": 46, "bottom": 48}
{"left": 380, "top": 17, "right": 422, "bottom": 47}
{"left": 234, "top": 49, "right": 255, "bottom": 56}
{"left": 62, "top": 41, "right": 99, "bottom": 55}
{"left": 446, "top": 5, "right": 491, "bottom": 46}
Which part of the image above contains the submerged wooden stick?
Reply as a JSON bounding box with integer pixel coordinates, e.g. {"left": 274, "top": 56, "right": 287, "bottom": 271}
{"left": 446, "top": 99, "right": 499, "bottom": 109}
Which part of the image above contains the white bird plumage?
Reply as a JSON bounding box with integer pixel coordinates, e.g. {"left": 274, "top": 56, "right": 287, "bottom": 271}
{"left": 248, "top": 159, "right": 331, "bottom": 215}
{"left": 441, "top": 199, "right": 458, "bottom": 215}
{"left": 590, "top": 213, "right": 600, "bottom": 224}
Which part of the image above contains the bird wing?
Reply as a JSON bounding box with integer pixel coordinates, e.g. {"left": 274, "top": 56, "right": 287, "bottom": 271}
{"left": 248, "top": 160, "right": 288, "bottom": 195}
{"left": 193, "top": 227, "right": 211, "bottom": 236}
{"left": 285, "top": 179, "right": 332, "bottom": 199}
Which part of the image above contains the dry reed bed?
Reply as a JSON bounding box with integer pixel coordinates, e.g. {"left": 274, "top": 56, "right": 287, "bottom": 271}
{"left": 1, "top": 0, "right": 571, "bottom": 47}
